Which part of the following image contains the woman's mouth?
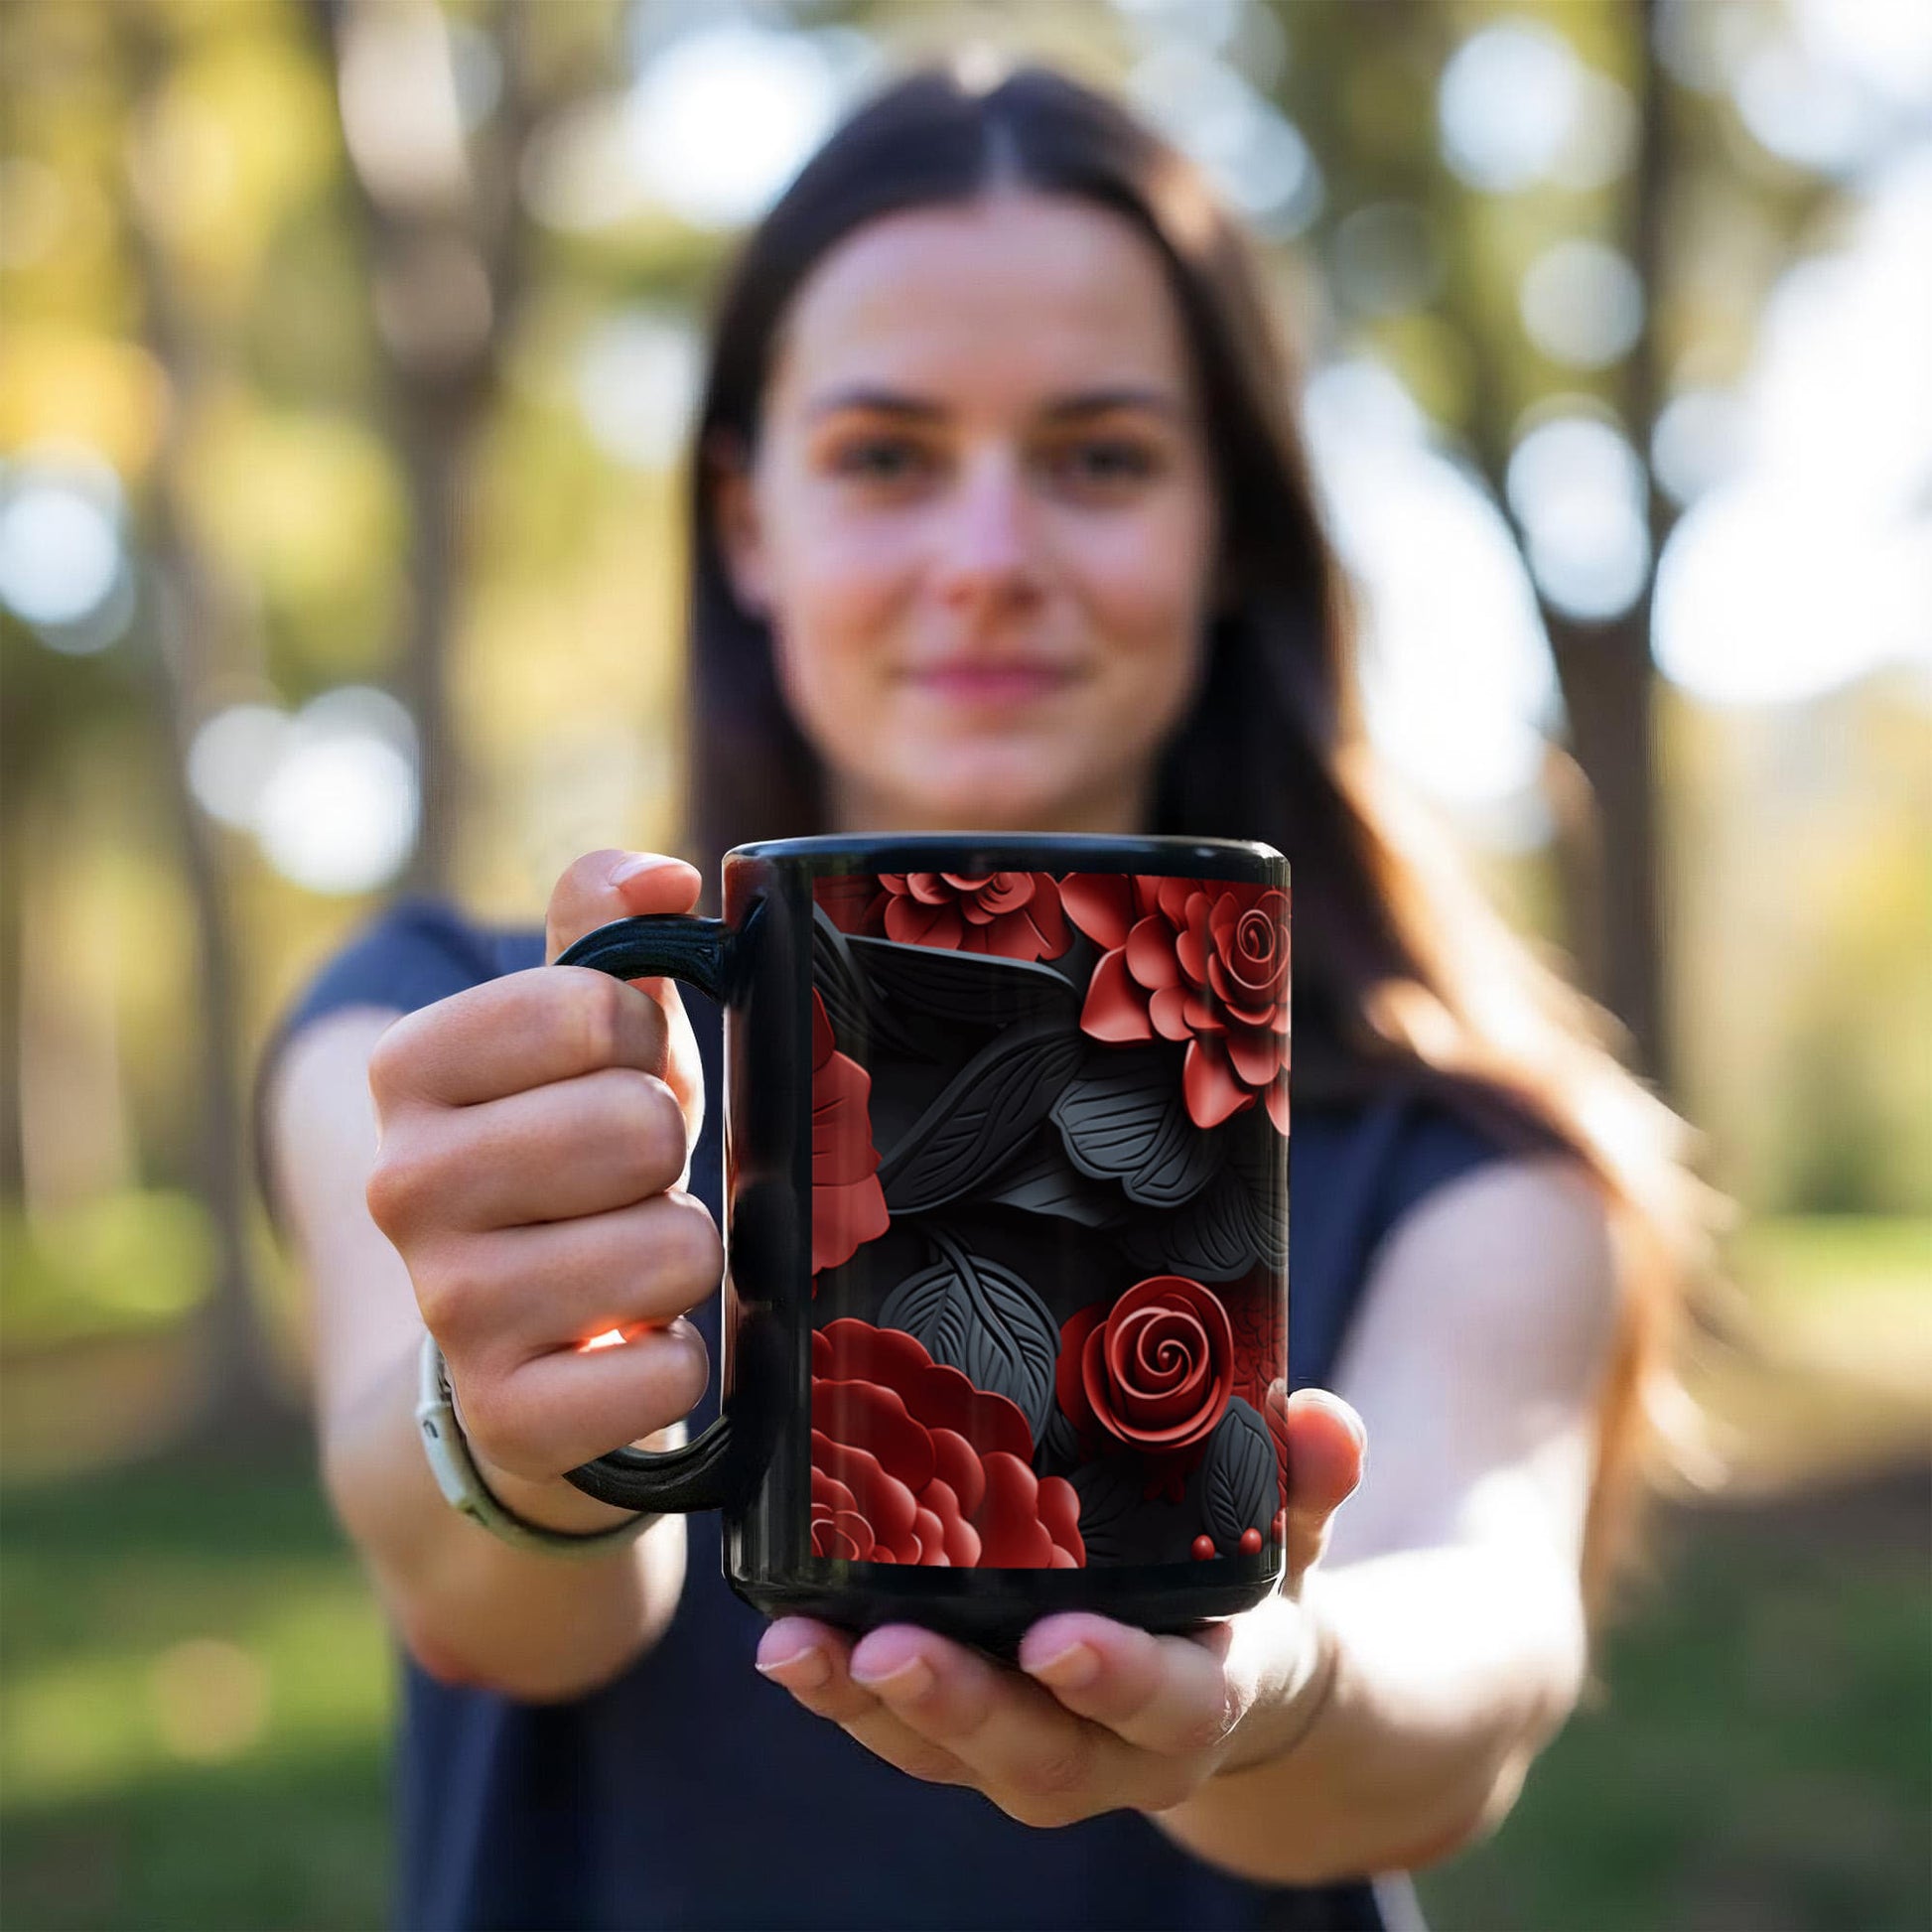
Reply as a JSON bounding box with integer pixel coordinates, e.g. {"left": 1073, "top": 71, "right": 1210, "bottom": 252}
{"left": 904, "top": 663, "right": 1074, "bottom": 706}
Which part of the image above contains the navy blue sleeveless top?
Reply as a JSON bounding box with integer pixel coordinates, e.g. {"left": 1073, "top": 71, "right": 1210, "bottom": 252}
{"left": 263, "top": 897, "right": 1514, "bottom": 1932}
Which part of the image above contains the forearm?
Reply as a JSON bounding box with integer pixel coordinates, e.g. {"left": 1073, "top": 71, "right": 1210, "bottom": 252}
{"left": 1153, "top": 1545, "right": 1587, "bottom": 1884}
{"left": 321, "top": 1340, "right": 687, "bottom": 1703}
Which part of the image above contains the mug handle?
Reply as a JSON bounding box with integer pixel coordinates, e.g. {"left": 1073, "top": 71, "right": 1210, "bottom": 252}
{"left": 551, "top": 911, "right": 746, "bottom": 1516}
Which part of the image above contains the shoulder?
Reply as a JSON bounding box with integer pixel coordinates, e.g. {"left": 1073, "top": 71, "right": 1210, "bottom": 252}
{"left": 274, "top": 896, "right": 545, "bottom": 1041}
{"left": 1334, "top": 1081, "right": 1620, "bottom": 1397}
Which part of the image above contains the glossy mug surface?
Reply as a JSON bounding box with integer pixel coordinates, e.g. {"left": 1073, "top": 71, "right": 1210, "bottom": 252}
{"left": 559, "top": 833, "right": 1290, "bottom": 1658}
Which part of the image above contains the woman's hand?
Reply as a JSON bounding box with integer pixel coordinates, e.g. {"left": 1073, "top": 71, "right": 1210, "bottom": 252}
{"left": 754, "top": 1390, "right": 1365, "bottom": 1826}
{"left": 362, "top": 849, "right": 720, "bottom": 1530}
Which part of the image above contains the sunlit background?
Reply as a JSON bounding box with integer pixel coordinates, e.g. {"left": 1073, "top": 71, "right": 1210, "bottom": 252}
{"left": 2, "top": 1, "right": 1927, "bottom": 1927}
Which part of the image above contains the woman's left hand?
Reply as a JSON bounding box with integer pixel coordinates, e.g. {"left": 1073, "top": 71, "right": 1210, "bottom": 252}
{"left": 754, "top": 1388, "right": 1365, "bottom": 1827}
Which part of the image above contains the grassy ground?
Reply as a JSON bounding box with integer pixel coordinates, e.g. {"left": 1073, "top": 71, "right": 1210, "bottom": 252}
{"left": 4, "top": 1454, "right": 1925, "bottom": 1932}
{"left": 2, "top": 1216, "right": 1926, "bottom": 1930}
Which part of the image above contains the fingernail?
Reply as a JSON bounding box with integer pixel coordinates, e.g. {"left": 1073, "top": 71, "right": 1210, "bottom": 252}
{"left": 1023, "top": 1640, "right": 1100, "bottom": 1690}
{"left": 756, "top": 1644, "right": 830, "bottom": 1691}
{"left": 851, "top": 1654, "right": 935, "bottom": 1704}
{"left": 612, "top": 854, "right": 689, "bottom": 886}
{"left": 1301, "top": 1389, "right": 1367, "bottom": 1450}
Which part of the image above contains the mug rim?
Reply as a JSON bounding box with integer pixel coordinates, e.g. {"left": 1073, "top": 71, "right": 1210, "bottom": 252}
{"left": 728, "top": 831, "right": 1286, "bottom": 881}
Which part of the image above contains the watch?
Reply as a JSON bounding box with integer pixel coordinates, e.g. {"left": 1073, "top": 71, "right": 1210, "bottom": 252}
{"left": 415, "top": 1332, "right": 661, "bottom": 1559}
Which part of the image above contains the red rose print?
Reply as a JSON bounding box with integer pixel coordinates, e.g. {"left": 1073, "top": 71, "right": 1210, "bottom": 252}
{"left": 1061, "top": 873, "right": 1290, "bottom": 1135}
{"left": 811, "top": 990, "right": 890, "bottom": 1284}
{"left": 1263, "top": 1376, "right": 1291, "bottom": 1519}
{"left": 811, "top": 1318, "right": 1085, "bottom": 1568}
{"left": 1227, "top": 1271, "right": 1287, "bottom": 1416}
{"left": 813, "top": 874, "right": 886, "bottom": 936}
{"left": 1055, "top": 1275, "right": 1236, "bottom": 1503}
{"left": 877, "top": 872, "right": 1072, "bottom": 962}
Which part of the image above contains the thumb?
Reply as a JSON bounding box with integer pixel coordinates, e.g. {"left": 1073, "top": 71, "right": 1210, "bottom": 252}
{"left": 545, "top": 849, "right": 703, "bottom": 965}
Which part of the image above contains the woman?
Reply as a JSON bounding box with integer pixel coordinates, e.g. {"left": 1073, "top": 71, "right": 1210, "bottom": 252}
{"left": 261, "top": 63, "right": 1712, "bottom": 1932}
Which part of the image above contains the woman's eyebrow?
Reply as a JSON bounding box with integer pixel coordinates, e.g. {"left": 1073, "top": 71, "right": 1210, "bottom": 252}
{"left": 806, "top": 386, "right": 943, "bottom": 422}
{"left": 1040, "top": 386, "right": 1184, "bottom": 422}
{"left": 804, "top": 384, "right": 1183, "bottom": 423}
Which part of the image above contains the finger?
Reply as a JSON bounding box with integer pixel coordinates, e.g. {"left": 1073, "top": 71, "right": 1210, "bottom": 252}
{"left": 842, "top": 1624, "right": 1169, "bottom": 1824}
{"left": 754, "top": 1619, "right": 978, "bottom": 1791}
{"left": 369, "top": 966, "right": 671, "bottom": 1112}
{"left": 458, "top": 1313, "right": 712, "bottom": 1479}
{"left": 545, "top": 850, "right": 708, "bottom": 1143}
{"left": 544, "top": 849, "right": 703, "bottom": 965}
{"left": 1281, "top": 1389, "right": 1365, "bottom": 1580}
{"left": 1015, "top": 1612, "right": 1248, "bottom": 1758}
{"left": 385, "top": 1066, "right": 691, "bottom": 1232}
{"left": 425, "top": 1189, "right": 723, "bottom": 1359}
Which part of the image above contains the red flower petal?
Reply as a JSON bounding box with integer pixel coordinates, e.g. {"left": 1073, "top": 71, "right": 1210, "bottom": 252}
{"left": 1183, "top": 1035, "right": 1252, "bottom": 1129}
{"left": 1125, "top": 914, "right": 1181, "bottom": 992}
{"left": 1266, "top": 1075, "right": 1291, "bottom": 1138}
{"left": 1148, "top": 984, "right": 1193, "bottom": 1042}
{"left": 927, "top": 1426, "right": 986, "bottom": 1520}
{"left": 1035, "top": 1474, "right": 1085, "bottom": 1567}
{"left": 1225, "top": 1024, "right": 1283, "bottom": 1090}
{"left": 885, "top": 897, "right": 965, "bottom": 949}
{"left": 974, "top": 1451, "right": 1053, "bottom": 1567}
{"left": 1059, "top": 873, "right": 1136, "bottom": 950}
{"left": 1056, "top": 1303, "right": 1107, "bottom": 1439}
{"left": 1079, "top": 947, "right": 1156, "bottom": 1042}
{"left": 812, "top": 1380, "right": 935, "bottom": 1493}
{"left": 812, "top": 1170, "right": 891, "bottom": 1277}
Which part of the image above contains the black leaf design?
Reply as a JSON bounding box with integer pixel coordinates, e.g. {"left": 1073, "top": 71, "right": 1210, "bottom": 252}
{"left": 1068, "top": 1455, "right": 1145, "bottom": 1568}
{"left": 983, "top": 1126, "right": 1133, "bottom": 1229}
{"left": 1049, "top": 1044, "right": 1223, "bottom": 1207}
{"left": 847, "top": 932, "right": 1080, "bottom": 1026}
{"left": 1201, "top": 1399, "right": 1275, "bottom": 1549}
{"left": 1035, "top": 1401, "right": 1087, "bottom": 1478}
{"left": 878, "top": 1229, "right": 1059, "bottom": 1444}
{"left": 1226, "top": 1109, "right": 1289, "bottom": 1273}
{"left": 877, "top": 1017, "right": 1084, "bottom": 1214}
{"left": 810, "top": 907, "right": 937, "bottom": 1062}
{"left": 1114, "top": 1165, "right": 1257, "bottom": 1282}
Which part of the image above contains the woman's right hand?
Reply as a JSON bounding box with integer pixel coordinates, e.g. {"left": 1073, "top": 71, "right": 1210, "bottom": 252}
{"left": 364, "top": 850, "right": 721, "bottom": 1519}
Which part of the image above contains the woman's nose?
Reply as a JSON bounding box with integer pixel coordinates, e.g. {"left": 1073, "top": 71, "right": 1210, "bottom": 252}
{"left": 929, "top": 452, "right": 1043, "bottom": 614}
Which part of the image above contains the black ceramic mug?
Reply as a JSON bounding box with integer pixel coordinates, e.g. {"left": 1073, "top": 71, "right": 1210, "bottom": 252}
{"left": 557, "top": 833, "right": 1291, "bottom": 1658}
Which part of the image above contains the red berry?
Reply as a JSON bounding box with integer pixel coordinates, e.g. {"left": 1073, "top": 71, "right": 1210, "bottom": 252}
{"left": 1239, "top": 1527, "right": 1263, "bottom": 1556}
{"left": 1191, "top": 1534, "right": 1216, "bottom": 1561}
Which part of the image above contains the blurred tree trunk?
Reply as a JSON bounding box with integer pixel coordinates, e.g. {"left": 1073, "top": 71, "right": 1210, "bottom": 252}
{"left": 307, "top": 0, "right": 543, "bottom": 898}
{"left": 122, "top": 11, "right": 296, "bottom": 1446}
{"left": 1541, "top": 0, "right": 1675, "bottom": 1090}
{"left": 1428, "top": 0, "right": 1676, "bottom": 1089}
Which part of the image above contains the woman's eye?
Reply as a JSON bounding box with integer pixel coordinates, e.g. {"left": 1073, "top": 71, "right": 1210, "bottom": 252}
{"left": 830, "top": 438, "right": 930, "bottom": 483}
{"left": 1046, "top": 439, "right": 1160, "bottom": 487}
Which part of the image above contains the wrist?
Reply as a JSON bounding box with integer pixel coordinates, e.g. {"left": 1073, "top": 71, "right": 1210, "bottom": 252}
{"left": 418, "top": 1333, "right": 664, "bottom": 1559}
{"left": 1216, "top": 1586, "right": 1343, "bottom": 1777}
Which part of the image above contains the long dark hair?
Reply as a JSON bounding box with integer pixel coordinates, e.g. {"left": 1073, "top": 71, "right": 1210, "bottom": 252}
{"left": 677, "top": 63, "right": 1719, "bottom": 1610}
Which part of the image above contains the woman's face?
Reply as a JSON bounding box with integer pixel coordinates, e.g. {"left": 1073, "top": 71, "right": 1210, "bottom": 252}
{"left": 717, "top": 191, "right": 1218, "bottom": 834}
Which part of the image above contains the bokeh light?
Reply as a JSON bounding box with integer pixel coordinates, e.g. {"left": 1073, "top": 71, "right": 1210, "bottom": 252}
{"left": 1518, "top": 239, "right": 1645, "bottom": 368}
{"left": 1306, "top": 359, "right": 1558, "bottom": 829}
{"left": 576, "top": 310, "right": 702, "bottom": 472}
{"left": 624, "top": 23, "right": 848, "bottom": 229}
{"left": 0, "top": 453, "right": 129, "bottom": 647}
{"left": 1507, "top": 412, "right": 1652, "bottom": 621}
{"left": 1126, "top": 43, "right": 1321, "bottom": 234}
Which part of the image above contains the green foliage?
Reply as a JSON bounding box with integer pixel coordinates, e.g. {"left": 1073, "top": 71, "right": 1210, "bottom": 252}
{"left": 1, "top": 1190, "right": 216, "bottom": 1348}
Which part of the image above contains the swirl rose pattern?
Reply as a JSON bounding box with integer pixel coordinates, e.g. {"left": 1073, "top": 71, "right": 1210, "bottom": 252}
{"left": 810, "top": 868, "right": 1289, "bottom": 1567}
